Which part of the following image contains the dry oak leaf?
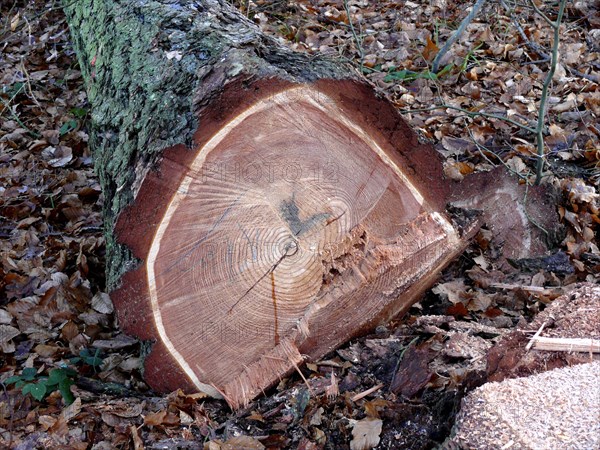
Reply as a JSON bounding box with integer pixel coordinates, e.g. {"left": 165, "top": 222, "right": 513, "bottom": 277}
{"left": 432, "top": 279, "right": 467, "bottom": 304}
{"left": 205, "top": 435, "right": 265, "bottom": 450}
{"left": 91, "top": 292, "right": 114, "bottom": 314}
{"left": 350, "top": 417, "right": 383, "bottom": 450}
{"left": 144, "top": 409, "right": 180, "bottom": 427}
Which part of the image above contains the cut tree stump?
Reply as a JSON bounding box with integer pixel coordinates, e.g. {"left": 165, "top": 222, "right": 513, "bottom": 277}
{"left": 64, "top": 0, "right": 556, "bottom": 408}
{"left": 112, "top": 80, "right": 476, "bottom": 407}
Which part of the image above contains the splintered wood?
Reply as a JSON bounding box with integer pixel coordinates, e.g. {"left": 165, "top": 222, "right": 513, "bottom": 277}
{"left": 113, "top": 82, "right": 473, "bottom": 408}
{"left": 530, "top": 337, "right": 600, "bottom": 353}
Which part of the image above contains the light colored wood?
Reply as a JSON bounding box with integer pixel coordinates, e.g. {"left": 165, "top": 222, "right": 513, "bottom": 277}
{"left": 531, "top": 337, "right": 600, "bottom": 353}
{"left": 139, "top": 84, "right": 467, "bottom": 407}
{"left": 525, "top": 320, "right": 548, "bottom": 351}
{"left": 108, "top": 74, "right": 484, "bottom": 408}
{"left": 351, "top": 383, "right": 384, "bottom": 402}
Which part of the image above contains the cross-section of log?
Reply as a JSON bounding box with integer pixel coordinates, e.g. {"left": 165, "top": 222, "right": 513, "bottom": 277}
{"left": 112, "top": 81, "right": 475, "bottom": 408}
{"left": 64, "top": 0, "right": 476, "bottom": 408}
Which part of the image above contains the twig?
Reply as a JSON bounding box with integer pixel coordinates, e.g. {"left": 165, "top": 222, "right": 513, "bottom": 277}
{"left": 491, "top": 283, "right": 564, "bottom": 297}
{"left": 0, "top": 96, "right": 40, "bottom": 138}
{"left": 74, "top": 376, "right": 144, "bottom": 398}
{"left": 502, "top": 1, "right": 550, "bottom": 58}
{"left": 389, "top": 337, "right": 418, "bottom": 392}
{"left": 315, "top": 360, "right": 344, "bottom": 368}
{"left": 501, "top": 0, "right": 599, "bottom": 83}
{"left": 567, "top": 67, "right": 599, "bottom": 84}
{"left": 351, "top": 383, "right": 384, "bottom": 402}
{"left": 525, "top": 320, "right": 548, "bottom": 351}
{"left": 521, "top": 182, "right": 549, "bottom": 236}
{"left": 532, "top": 0, "right": 567, "bottom": 185}
{"left": 0, "top": 1, "right": 18, "bottom": 39}
{"left": 464, "top": 118, "right": 549, "bottom": 235}
{"left": 432, "top": 0, "right": 487, "bottom": 73}
{"left": 464, "top": 120, "right": 531, "bottom": 181}
{"left": 492, "top": 283, "right": 549, "bottom": 292}
{"left": 528, "top": 0, "right": 555, "bottom": 28}
{"left": 0, "top": 0, "right": 76, "bottom": 41}
{"left": 290, "top": 358, "right": 314, "bottom": 395}
{"left": 343, "top": 0, "right": 364, "bottom": 73}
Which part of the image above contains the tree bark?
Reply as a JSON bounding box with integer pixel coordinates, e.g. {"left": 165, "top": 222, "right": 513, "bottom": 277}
{"left": 63, "top": 0, "right": 486, "bottom": 408}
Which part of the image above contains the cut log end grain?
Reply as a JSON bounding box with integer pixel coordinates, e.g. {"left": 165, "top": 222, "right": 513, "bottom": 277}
{"left": 111, "top": 80, "right": 475, "bottom": 408}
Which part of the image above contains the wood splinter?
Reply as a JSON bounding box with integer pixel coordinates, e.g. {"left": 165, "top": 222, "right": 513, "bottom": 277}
{"left": 530, "top": 337, "right": 600, "bottom": 354}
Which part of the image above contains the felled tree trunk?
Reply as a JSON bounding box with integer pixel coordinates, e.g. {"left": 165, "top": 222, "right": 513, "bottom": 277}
{"left": 64, "top": 0, "right": 480, "bottom": 408}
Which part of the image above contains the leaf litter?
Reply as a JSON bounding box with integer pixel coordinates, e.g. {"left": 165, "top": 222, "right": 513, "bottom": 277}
{"left": 0, "top": 0, "right": 598, "bottom": 448}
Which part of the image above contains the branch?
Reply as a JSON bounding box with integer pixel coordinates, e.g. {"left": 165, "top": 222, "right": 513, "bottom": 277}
{"left": 344, "top": 0, "right": 364, "bottom": 73}
{"left": 464, "top": 119, "right": 531, "bottom": 182}
{"left": 501, "top": 1, "right": 599, "bottom": 83}
{"left": 530, "top": 336, "right": 600, "bottom": 353}
{"left": 527, "top": 0, "right": 555, "bottom": 28}
{"left": 431, "top": 0, "right": 487, "bottom": 73}
{"left": 533, "top": 0, "right": 567, "bottom": 185}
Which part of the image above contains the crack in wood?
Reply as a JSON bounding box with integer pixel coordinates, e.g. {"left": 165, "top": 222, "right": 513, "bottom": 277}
{"left": 270, "top": 271, "right": 280, "bottom": 345}
{"left": 227, "top": 238, "right": 298, "bottom": 314}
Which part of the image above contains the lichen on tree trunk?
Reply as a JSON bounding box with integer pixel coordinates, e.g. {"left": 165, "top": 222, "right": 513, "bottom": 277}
{"left": 63, "top": 0, "right": 352, "bottom": 289}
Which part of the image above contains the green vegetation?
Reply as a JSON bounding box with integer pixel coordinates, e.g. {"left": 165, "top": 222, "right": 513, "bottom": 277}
{"left": 4, "top": 367, "right": 77, "bottom": 404}
{"left": 3, "top": 348, "right": 104, "bottom": 405}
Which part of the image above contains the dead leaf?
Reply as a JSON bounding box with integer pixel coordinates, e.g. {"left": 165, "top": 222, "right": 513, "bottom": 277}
{"left": 0, "top": 309, "right": 13, "bottom": 325}
{"left": 443, "top": 162, "right": 464, "bottom": 181}
{"left": 0, "top": 325, "right": 20, "bottom": 345}
{"left": 61, "top": 397, "right": 82, "bottom": 422}
{"left": 466, "top": 292, "right": 493, "bottom": 311}
{"left": 104, "top": 403, "right": 139, "bottom": 420}
{"left": 447, "top": 302, "right": 469, "bottom": 317}
{"left": 433, "top": 279, "right": 467, "bottom": 304}
{"left": 10, "top": 12, "right": 20, "bottom": 31}
{"left": 423, "top": 36, "right": 439, "bottom": 61}
{"left": 247, "top": 411, "right": 264, "bottom": 422}
{"left": 49, "top": 414, "right": 69, "bottom": 437}
{"left": 350, "top": 418, "right": 383, "bottom": 450}
{"left": 473, "top": 254, "right": 489, "bottom": 271}
{"left": 42, "top": 145, "right": 73, "bottom": 167}
{"left": 364, "top": 398, "right": 390, "bottom": 419}
{"left": 143, "top": 409, "right": 167, "bottom": 427}
{"left": 562, "top": 178, "right": 599, "bottom": 204}
{"left": 206, "top": 436, "right": 266, "bottom": 450}
{"left": 38, "top": 415, "right": 57, "bottom": 431}
{"left": 180, "top": 409, "right": 194, "bottom": 425}
{"left": 506, "top": 156, "right": 528, "bottom": 174}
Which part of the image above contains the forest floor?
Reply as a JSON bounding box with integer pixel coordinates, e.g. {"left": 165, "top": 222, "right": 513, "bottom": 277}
{"left": 0, "top": 0, "right": 598, "bottom": 449}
